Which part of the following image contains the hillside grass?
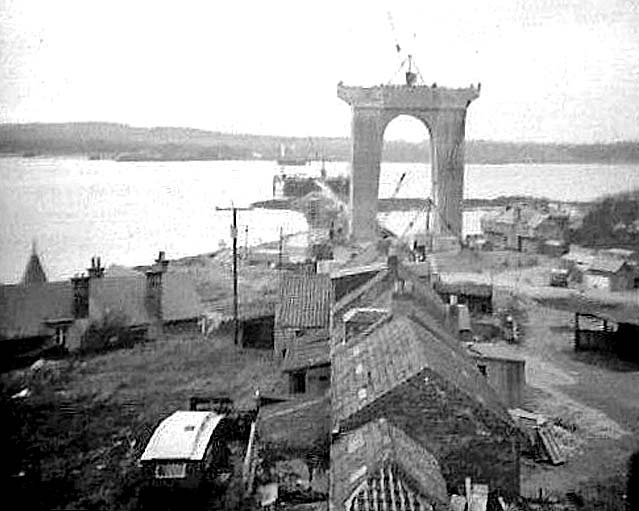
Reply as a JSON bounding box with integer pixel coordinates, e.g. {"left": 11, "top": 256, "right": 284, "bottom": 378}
{"left": 1, "top": 333, "right": 286, "bottom": 510}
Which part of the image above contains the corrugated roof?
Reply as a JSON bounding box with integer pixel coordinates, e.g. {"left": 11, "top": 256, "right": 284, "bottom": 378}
{"left": 331, "top": 314, "right": 509, "bottom": 427}
{"left": 282, "top": 337, "right": 330, "bottom": 372}
{"left": 0, "top": 281, "right": 73, "bottom": 340}
{"left": 140, "top": 411, "right": 225, "bottom": 461}
{"left": 586, "top": 257, "right": 628, "bottom": 274}
{"left": 276, "top": 273, "right": 332, "bottom": 328}
{"left": 330, "top": 419, "right": 449, "bottom": 511}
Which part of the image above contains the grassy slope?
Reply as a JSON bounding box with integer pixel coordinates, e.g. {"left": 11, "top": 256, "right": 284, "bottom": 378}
{"left": 1, "top": 333, "right": 286, "bottom": 510}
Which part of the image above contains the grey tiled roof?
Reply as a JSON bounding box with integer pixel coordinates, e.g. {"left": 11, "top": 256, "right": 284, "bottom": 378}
{"left": 276, "top": 273, "right": 333, "bottom": 328}
{"left": 0, "top": 282, "right": 73, "bottom": 340}
{"left": 330, "top": 418, "right": 449, "bottom": 511}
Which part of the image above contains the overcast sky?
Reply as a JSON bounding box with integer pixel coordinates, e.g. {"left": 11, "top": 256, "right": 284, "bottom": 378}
{"left": 1, "top": 0, "right": 638, "bottom": 143}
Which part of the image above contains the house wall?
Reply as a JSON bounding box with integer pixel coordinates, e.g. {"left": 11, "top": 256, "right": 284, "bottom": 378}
{"left": 475, "top": 356, "right": 525, "bottom": 408}
{"left": 257, "top": 396, "right": 330, "bottom": 465}
{"left": 611, "top": 266, "right": 636, "bottom": 291}
{"left": 534, "top": 217, "right": 568, "bottom": 242}
{"left": 306, "top": 364, "right": 331, "bottom": 396}
{"left": 583, "top": 272, "right": 611, "bottom": 291}
{"left": 518, "top": 236, "right": 539, "bottom": 254}
{"left": 436, "top": 292, "right": 492, "bottom": 315}
{"left": 66, "top": 318, "right": 89, "bottom": 352}
{"left": 338, "top": 371, "right": 520, "bottom": 497}
{"left": 240, "top": 316, "right": 274, "bottom": 349}
{"left": 575, "top": 330, "right": 613, "bottom": 352}
{"left": 274, "top": 327, "right": 297, "bottom": 359}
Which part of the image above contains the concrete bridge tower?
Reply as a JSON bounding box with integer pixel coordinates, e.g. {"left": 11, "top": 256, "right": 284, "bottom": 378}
{"left": 337, "top": 82, "right": 480, "bottom": 242}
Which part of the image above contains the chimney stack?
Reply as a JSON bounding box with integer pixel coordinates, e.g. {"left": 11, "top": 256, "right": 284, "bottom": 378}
{"left": 87, "top": 256, "right": 105, "bottom": 279}
{"left": 154, "top": 251, "right": 169, "bottom": 272}
{"left": 71, "top": 273, "right": 90, "bottom": 319}
{"left": 146, "top": 252, "right": 166, "bottom": 335}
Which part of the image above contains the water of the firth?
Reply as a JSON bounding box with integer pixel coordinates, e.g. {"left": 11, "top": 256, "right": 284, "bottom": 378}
{"left": 1, "top": 156, "right": 638, "bottom": 284}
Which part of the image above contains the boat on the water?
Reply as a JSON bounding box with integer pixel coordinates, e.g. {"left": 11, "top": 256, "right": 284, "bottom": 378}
{"left": 276, "top": 143, "right": 308, "bottom": 166}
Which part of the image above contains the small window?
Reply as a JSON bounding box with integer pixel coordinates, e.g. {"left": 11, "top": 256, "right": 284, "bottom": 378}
{"left": 291, "top": 371, "right": 306, "bottom": 393}
{"left": 478, "top": 364, "right": 487, "bottom": 376}
{"left": 281, "top": 349, "right": 287, "bottom": 359}
{"left": 294, "top": 329, "right": 304, "bottom": 338}
{"left": 155, "top": 463, "right": 187, "bottom": 479}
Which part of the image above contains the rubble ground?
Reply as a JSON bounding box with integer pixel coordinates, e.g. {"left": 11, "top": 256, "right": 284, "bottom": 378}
{"left": 446, "top": 253, "right": 639, "bottom": 510}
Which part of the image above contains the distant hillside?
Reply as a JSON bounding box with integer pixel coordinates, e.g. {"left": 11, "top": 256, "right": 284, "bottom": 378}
{"left": 571, "top": 189, "right": 639, "bottom": 250}
{"left": 1, "top": 122, "right": 639, "bottom": 164}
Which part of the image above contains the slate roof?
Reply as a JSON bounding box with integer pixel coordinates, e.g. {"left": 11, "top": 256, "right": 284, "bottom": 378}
{"left": 282, "top": 336, "right": 330, "bottom": 372}
{"left": 0, "top": 282, "right": 73, "bottom": 340}
{"left": 162, "top": 272, "right": 204, "bottom": 322}
{"left": 434, "top": 280, "right": 493, "bottom": 298}
{"left": 330, "top": 418, "right": 449, "bottom": 511}
{"left": 332, "top": 261, "right": 449, "bottom": 348}
{"left": 331, "top": 314, "right": 510, "bottom": 428}
{"left": 335, "top": 262, "right": 446, "bottom": 319}
{"left": 211, "top": 299, "right": 277, "bottom": 322}
{"left": 91, "top": 272, "right": 204, "bottom": 325}
{"left": 90, "top": 275, "right": 151, "bottom": 326}
{"left": 1, "top": 270, "right": 203, "bottom": 341}
{"left": 276, "top": 273, "right": 333, "bottom": 328}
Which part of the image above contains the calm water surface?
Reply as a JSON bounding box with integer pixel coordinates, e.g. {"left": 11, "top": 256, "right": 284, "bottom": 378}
{"left": 1, "top": 157, "right": 638, "bottom": 283}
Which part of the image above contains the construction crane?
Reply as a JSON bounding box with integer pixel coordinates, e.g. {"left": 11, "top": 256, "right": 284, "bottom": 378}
{"left": 385, "top": 10, "right": 425, "bottom": 86}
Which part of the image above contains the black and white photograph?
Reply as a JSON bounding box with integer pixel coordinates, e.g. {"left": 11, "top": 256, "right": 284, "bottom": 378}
{"left": 1, "top": 1, "right": 639, "bottom": 509}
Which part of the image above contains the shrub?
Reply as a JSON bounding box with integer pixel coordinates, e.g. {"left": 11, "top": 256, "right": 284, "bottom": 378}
{"left": 81, "top": 310, "right": 137, "bottom": 354}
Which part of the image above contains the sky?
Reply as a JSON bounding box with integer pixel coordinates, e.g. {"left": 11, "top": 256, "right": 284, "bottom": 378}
{"left": 1, "top": 0, "right": 638, "bottom": 143}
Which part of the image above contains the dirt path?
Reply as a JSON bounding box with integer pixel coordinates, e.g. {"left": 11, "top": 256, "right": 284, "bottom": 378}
{"left": 475, "top": 294, "right": 639, "bottom": 500}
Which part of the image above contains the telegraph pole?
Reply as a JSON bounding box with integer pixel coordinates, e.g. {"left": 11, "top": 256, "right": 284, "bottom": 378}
{"left": 232, "top": 207, "right": 238, "bottom": 345}
{"left": 216, "top": 204, "right": 251, "bottom": 346}
{"left": 278, "top": 227, "right": 283, "bottom": 270}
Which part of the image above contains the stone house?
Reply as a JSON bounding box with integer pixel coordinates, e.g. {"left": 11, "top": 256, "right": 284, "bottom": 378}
{"left": 330, "top": 418, "right": 449, "bottom": 511}
{"left": 0, "top": 251, "right": 203, "bottom": 364}
{"left": 434, "top": 280, "right": 493, "bottom": 315}
{"left": 331, "top": 313, "right": 522, "bottom": 498}
{"left": 281, "top": 332, "right": 330, "bottom": 396}
{"left": 257, "top": 395, "right": 331, "bottom": 467}
{"left": 274, "top": 273, "right": 333, "bottom": 360}
{"left": 582, "top": 257, "right": 637, "bottom": 292}
{"left": 481, "top": 204, "right": 569, "bottom": 253}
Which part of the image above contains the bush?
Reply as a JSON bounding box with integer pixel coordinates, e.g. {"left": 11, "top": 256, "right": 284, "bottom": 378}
{"left": 81, "top": 310, "right": 137, "bottom": 354}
